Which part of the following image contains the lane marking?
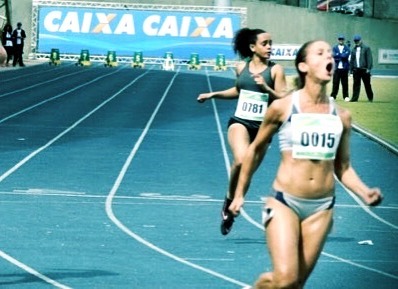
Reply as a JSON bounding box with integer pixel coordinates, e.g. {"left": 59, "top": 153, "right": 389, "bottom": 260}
{"left": 2, "top": 190, "right": 398, "bottom": 210}
{"left": 0, "top": 68, "right": 90, "bottom": 98}
{"left": 321, "top": 252, "right": 398, "bottom": 280}
{"left": 0, "top": 69, "right": 151, "bottom": 183}
{"left": 0, "top": 67, "right": 125, "bottom": 124}
{"left": 352, "top": 124, "right": 398, "bottom": 155}
{"left": 0, "top": 68, "right": 152, "bottom": 287}
{"left": 0, "top": 250, "right": 72, "bottom": 289}
{"left": 13, "top": 188, "right": 87, "bottom": 195}
{"left": 337, "top": 177, "right": 398, "bottom": 230}
{"left": 0, "top": 62, "right": 78, "bottom": 82}
{"left": 205, "top": 68, "right": 398, "bottom": 281}
{"left": 185, "top": 258, "right": 235, "bottom": 262}
{"left": 105, "top": 68, "right": 250, "bottom": 288}
{"left": 205, "top": 68, "right": 231, "bottom": 176}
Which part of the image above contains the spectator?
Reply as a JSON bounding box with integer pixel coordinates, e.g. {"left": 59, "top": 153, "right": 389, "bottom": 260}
{"left": 1, "top": 23, "right": 13, "bottom": 66}
{"left": 349, "top": 34, "right": 374, "bottom": 102}
{"left": 331, "top": 34, "right": 350, "bottom": 101}
{"left": 12, "top": 22, "right": 26, "bottom": 67}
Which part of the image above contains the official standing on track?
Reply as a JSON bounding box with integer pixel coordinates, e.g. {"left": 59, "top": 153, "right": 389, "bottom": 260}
{"left": 197, "top": 28, "right": 287, "bottom": 235}
{"left": 229, "top": 40, "right": 383, "bottom": 288}
{"left": 349, "top": 34, "right": 374, "bottom": 102}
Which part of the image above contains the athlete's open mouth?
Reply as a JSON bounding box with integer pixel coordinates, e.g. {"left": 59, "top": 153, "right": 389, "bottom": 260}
{"left": 326, "top": 62, "right": 333, "bottom": 72}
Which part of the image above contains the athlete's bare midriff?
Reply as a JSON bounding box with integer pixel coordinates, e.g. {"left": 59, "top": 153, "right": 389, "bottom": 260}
{"left": 272, "top": 151, "right": 335, "bottom": 199}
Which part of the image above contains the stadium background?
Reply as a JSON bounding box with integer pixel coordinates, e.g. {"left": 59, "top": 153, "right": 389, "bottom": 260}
{"left": 1, "top": 0, "right": 398, "bottom": 69}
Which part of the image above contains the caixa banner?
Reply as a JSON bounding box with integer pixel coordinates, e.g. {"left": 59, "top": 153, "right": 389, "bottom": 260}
{"left": 37, "top": 4, "right": 244, "bottom": 59}
{"left": 271, "top": 45, "right": 301, "bottom": 60}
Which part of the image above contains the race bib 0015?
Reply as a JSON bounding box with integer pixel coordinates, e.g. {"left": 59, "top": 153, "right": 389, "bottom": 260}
{"left": 234, "top": 89, "right": 269, "bottom": 121}
{"left": 291, "top": 113, "right": 343, "bottom": 160}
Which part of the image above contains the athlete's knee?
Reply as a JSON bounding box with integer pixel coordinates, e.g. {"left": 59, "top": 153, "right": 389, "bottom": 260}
{"left": 231, "top": 160, "right": 242, "bottom": 172}
{"left": 254, "top": 271, "right": 301, "bottom": 289}
{"left": 254, "top": 272, "right": 273, "bottom": 289}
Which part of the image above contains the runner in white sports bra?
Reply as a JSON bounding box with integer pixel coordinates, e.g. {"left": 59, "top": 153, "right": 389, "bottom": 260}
{"left": 229, "top": 40, "right": 383, "bottom": 289}
{"left": 267, "top": 90, "right": 343, "bottom": 221}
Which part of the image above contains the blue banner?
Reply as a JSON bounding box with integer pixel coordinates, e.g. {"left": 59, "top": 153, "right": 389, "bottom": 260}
{"left": 37, "top": 6, "right": 242, "bottom": 59}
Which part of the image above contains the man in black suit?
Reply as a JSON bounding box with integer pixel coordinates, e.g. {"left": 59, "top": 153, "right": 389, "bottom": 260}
{"left": 349, "top": 34, "right": 374, "bottom": 102}
{"left": 12, "top": 22, "right": 26, "bottom": 67}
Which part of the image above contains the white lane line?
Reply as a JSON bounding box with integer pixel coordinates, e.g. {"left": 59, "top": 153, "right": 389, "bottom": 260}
{"left": 105, "top": 68, "right": 250, "bottom": 288}
{"left": 0, "top": 69, "right": 152, "bottom": 287}
{"left": 0, "top": 69, "right": 150, "bottom": 183}
{"left": 205, "top": 68, "right": 231, "bottom": 177}
{"left": 13, "top": 188, "right": 87, "bottom": 195}
{"left": 241, "top": 189, "right": 398, "bottom": 278}
{"left": 321, "top": 252, "right": 398, "bottom": 280}
{"left": 351, "top": 123, "right": 398, "bottom": 155}
{"left": 2, "top": 190, "right": 398, "bottom": 211}
{"left": 0, "top": 68, "right": 90, "bottom": 98}
{"left": 0, "top": 67, "right": 125, "bottom": 124}
{"left": 0, "top": 62, "right": 77, "bottom": 82}
{"left": 338, "top": 178, "right": 398, "bottom": 229}
{"left": 206, "top": 68, "right": 398, "bottom": 281}
{"left": 206, "top": 66, "right": 256, "bottom": 289}
{"left": 185, "top": 258, "right": 235, "bottom": 262}
{"left": 0, "top": 250, "right": 72, "bottom": 289}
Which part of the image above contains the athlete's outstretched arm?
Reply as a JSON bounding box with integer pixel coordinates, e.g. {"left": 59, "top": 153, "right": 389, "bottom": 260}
{"left": 334, "top": 109, "right": 383, "bottom": 206}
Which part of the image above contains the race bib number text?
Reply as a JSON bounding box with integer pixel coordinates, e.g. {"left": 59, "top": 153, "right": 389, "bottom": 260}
{"left": 234, "top": 89, "right": 269, "bottom": 121}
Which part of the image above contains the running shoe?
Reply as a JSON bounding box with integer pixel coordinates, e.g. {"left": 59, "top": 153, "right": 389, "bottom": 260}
{"left": 220, "top": 197, "right": 234, "bottom": 235}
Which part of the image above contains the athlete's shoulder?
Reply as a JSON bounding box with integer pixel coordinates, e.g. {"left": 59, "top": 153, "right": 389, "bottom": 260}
{"left": 335, "top": 105, "right": 352, "bottom": 128}
{"left": 236, "top": 60, "right": 248, "bottom": 75}
{"left": 268, "top": 92, "right": 293, "bottom": 117}
{"left": 270, "top": 62, "right": 285, "bottom": 74}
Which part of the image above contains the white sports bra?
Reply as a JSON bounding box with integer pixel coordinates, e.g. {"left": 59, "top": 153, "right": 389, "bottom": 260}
{"left": 278, "top": 91, "right": 343, "bottom": 160}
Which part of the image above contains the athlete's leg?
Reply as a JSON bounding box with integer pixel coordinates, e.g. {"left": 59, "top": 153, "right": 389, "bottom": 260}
{"left": 220, "top": 123, "right": 251, "bottom": 235}
{"left": 298, "top": 209, "right": 333, "bottom": 287}
{"left": 254, "top": 197, "right": 302, "bottom": 289}
{"left": 227, "top": 123, "right": 252, "bottom": 199}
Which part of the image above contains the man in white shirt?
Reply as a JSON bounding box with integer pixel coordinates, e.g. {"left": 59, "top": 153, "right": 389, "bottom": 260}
{"left": 331, "top": 34, "right": 350, "bottom": 101}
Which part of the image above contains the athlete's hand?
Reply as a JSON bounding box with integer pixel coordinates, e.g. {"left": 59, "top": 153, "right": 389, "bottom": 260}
{"left": 197, "top": 92, "right": 212, "bottom": 103}
{"left": 252, "top": 74, "right": 272, "bottom": 92}
{"left": 229, "top": 196, "right": 244, "bottom": 216}
{"left": 362, "top": 187, "right": 383, "bottom": 206}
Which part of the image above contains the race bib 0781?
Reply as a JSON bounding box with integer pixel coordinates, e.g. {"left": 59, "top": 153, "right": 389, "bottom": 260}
{"left": 234, "top": 89, "right": 269, "bottom": 121}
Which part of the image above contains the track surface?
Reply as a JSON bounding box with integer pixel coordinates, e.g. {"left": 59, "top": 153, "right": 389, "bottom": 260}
{"left": 0, "top": 63, "right": 397, "bottom": 289}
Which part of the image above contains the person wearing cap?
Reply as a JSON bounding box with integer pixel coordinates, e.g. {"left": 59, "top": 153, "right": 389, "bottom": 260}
{"left": 349, "top": 34, "right": 374, "bottom": 102}
{"left": 11, "top": 22, "right": 26, "bottom": 67}
{"left": 331, "top": 34, "right": 350, "bottom": 101}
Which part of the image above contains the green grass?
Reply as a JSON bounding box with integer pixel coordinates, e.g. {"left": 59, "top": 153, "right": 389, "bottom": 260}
{"left": 334, "top": 77, "right": 398, "bottom": 147}
{"left": 287, "top": 76, "right": 398, "bottom": 147}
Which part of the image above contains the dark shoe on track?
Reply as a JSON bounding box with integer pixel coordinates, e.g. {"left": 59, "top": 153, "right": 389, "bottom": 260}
{"left": 220, "top": 198, "right": 234, "bottom": 235}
